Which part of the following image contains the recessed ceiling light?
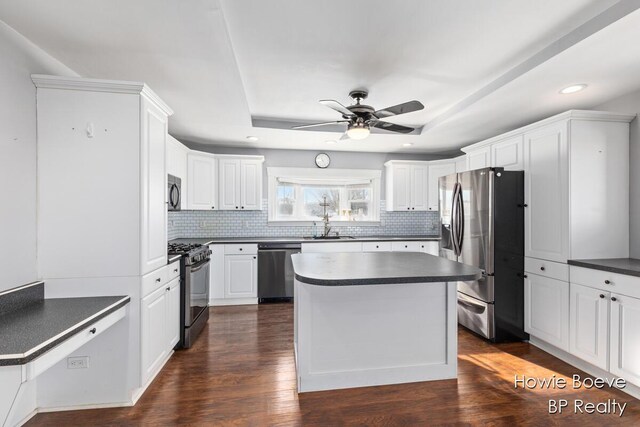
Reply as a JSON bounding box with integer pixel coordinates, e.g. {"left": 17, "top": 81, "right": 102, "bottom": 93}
{"left": 559, "top": 84, "right": 587, "bottom": 94}
{"left": 325, "top": 140, "right": 337, "bottom": 144}
{"left": 403, "top": 143, "right": 413, "bottom": 147}
{"left": 246, "top": 136, "right": 259, "bottom": 142}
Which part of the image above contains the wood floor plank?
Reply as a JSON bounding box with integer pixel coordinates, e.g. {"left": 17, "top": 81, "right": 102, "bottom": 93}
{"left": 26, "top": 303, "right": 640, "bottom": 426}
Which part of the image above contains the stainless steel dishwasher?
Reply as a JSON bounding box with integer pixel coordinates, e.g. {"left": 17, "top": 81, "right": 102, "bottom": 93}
{"left": 258, "top": 242, "right": 301, "bottom": 303}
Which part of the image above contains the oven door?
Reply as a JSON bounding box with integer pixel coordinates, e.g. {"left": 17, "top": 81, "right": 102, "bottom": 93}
{"left": 184, "top": 258, "right": 210, "bottom": 327}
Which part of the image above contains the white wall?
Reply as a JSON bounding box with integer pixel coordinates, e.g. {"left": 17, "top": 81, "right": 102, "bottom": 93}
{"left": 596, "top": 89, "right": 640, "bottom": 257}
{"left": 0, "top": 20, "right": 77, "bottom": 292}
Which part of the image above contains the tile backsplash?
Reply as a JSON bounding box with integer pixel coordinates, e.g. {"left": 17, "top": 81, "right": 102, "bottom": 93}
{"left": 168, "top": 200, "right": 440, "bottom": 240}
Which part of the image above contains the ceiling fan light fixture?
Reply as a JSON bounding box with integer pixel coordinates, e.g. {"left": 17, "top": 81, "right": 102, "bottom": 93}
{"left": 346, "top": 123, "right": 370, "bottom": 140}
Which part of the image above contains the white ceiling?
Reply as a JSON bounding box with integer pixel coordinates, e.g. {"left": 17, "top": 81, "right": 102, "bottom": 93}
{"left": 1, "top": 0, "right": 639, "bottom": 154}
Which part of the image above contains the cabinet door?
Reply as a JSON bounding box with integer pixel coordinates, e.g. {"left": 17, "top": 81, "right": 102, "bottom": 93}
{"left": 569, "top": 283, "right": 609, "bottom": 370}
{"left": 419, "top": 241, "right": 439, "bottom": 256}
{"left": 390, "top": 164, "right": 412, "bottom": 211}
{"left": 410, "top": 165, "right": 429, "bottom": 211}
{"left": 524, "top": 122, "right": 569, "bottom": 262}
{"left": 455, "top": 155, "right": 468, "bottom": 173}
{"left": 491, "top": 135, "right": 524, "bottom": 170}
{"left": 141, "top": 287, "right": 168, "bottom": 383}
{"left": 525, "top": 274, "right": 569, "bottom": 350}
{"left": 362, "top": 241, "right": 392, "bottom": 252}
{"left": 467, "top": 147, "right": 490, "bottom": 171}
{"left": 427, "top": 162, "right": 456, "bottom": 211}
{"left": 301, "top": 242, "right": 363, "bottom": 253}
{"left": 224, "top": 254, "right": 257, "bottom": 298}
{"left": 219, "top": 158, "right": 241, "bottom": 210}
{"left": 140, "top": 99, "right": 168, "bottom": 274}
{"left": 240, "top": 160, "right": 262, "bottom": 210}
{"left": 610, "top": 294, "right": 640, "bottom": 387}
{"left": 166, "top": 277, "right": 181, "bottom": 349}
{"left": 392, "top": 241, "right": 421, "bottom": 252}
{"left": 187, "top": 154, "right": 217, "bottom": 210}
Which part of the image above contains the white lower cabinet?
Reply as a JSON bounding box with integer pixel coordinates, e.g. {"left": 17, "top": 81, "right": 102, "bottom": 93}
{"left": 609, "top": 293, "right": 640, "bottom": 386}
{"left": 224, "top": 254, "right": 258, "bottom": 298}
{"left": 524, "top": 273, "right": 569, "bottom": 351}
{"left": 569, "top": 283, "right": 609, "bottom": 370}
{"left": 141, "top": 268, "right": 180, "bottom": 385}
{"left": 211, "top": 244, "right": 258, "bottom": 305}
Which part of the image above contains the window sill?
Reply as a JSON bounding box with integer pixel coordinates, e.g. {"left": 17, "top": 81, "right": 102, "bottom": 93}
{"left": 267, "top": 220, "right": 381, "bottom": 227}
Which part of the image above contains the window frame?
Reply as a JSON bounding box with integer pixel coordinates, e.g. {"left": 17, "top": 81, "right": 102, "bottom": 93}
{"left": 267, "top": 167, "right": 382, "bottom": 225}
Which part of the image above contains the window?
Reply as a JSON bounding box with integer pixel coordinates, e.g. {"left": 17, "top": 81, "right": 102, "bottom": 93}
{"left": 268, "top": 168, "right": 381, "bottom": 223}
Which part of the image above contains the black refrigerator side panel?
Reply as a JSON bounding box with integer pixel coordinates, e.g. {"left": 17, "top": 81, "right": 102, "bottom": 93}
{"left": 493, "top": 170, "right": 528, "bottom": 342}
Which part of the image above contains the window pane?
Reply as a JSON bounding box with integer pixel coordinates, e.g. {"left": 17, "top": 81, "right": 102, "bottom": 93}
{"left": 277, "top": 184, "right": 295, "bottom": 217}
{"left": 303, "top": 187, "right": 340, "bottom": 218}
{"left": 348, "top": 187, "right": 370, "bottom": 201}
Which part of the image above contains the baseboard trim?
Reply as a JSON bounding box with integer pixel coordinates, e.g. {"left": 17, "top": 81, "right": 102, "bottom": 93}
{"left": 210, "top": 298, "right": 258, "bottom": 306}
{"left": 131, "top": 349, "right": 175, "bottom": 405}
{"left": 14, "top": 408, "right": 38, "bottom": 427}
{"left": 529, "top": 336, "right": 640, "bottom": 400}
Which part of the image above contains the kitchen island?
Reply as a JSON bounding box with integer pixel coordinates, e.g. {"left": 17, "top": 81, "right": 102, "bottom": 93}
{"left": 291, "top": 252, "right": 481, "bottom": 392}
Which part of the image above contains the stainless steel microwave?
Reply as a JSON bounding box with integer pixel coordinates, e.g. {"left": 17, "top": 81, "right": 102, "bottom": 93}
{"left": 168, "top": 174, "right": 181, "bottom": 211}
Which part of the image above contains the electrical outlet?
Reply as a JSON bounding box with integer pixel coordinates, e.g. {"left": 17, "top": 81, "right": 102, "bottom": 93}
{"left": 67, "top": 356, "right": 89, "bottom": 369}
{"left": 199, "top": 221, "right": 207, "bottom": 229}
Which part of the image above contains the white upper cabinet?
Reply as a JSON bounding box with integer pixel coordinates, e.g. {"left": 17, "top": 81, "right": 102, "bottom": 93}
{"left": 385, "top": 161, "right": 429, "bottom": 211}
{"left": 140, "top": 97, "right": 168, "bottom": 274}
{"left": 427, "top": 161, "right": 456, "bottom": 211}
{"left": 33, "top": 75, "right": 172, "bottom": 278}
{"left": 219, "top": 158, "right": 241, "bottom": 210}
{"left": 454, "top": 155, "right": 468, "bottom": 173}
{"left": 187, "top": 153, "right": 217, "bottom": 210}
{"left": 218, "top": 156, "right": 264, "bottom": 210}
{"left": 522, "top": 114, "right": 630, "bottom": 263}
{"left": 491, "top": 135, "right": 524, "bottom": 170}
{"left": 240, "top": 159, "right": 263, "bottom": 210}
{"left": 524, "top": 121, "right": 569, "bottom": 263}
{"left": 466, "top": 146, "right": 491, "bottom": 171}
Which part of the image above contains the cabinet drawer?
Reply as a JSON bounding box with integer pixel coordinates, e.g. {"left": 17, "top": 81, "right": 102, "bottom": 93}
{"left": 392, "top": 241, "right": 421, "bottom": 252}
{"left": 525, "top": 257, "right": 568, "bottom": 282}
{"left": 362, "top": 241, "right": 392, "bottom": 252}
{"left": 142, "top": 265, "right": 168, "bottom": 297}
{"left": 224, "top": 244, "right": 258, "bottom": 255}
{"left": 570, "top": 266, "right": 640, "bottom": 300}
{"left": 167, "top": 260, "right": 180, "bottom": 281}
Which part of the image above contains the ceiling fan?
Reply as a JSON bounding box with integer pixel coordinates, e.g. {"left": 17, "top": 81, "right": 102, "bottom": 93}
{"left": 292, "top": 90, "right": 424, "bottom": 140}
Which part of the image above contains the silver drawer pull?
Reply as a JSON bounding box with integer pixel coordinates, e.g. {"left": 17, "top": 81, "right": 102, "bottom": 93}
{"left": 173, "top": 268, "right": 178, "bottom": 273}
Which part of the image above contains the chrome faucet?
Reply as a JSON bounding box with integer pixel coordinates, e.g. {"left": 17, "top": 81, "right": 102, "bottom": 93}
{"left": 320, "top": 195, "right": 332, "bottom": 237}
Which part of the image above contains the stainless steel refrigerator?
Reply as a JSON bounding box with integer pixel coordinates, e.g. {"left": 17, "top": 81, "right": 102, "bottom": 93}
{"left": 439, "top": 167, "right": 527, "bottom": 342}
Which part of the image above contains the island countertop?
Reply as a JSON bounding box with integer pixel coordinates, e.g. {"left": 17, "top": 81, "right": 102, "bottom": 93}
{"left": 292, "top": 252, "right": 482, "bottom": 286}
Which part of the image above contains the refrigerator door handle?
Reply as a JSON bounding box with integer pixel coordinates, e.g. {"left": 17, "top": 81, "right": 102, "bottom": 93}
{"left": 451, "top": 183, "right": 460, "bottom": 256}
{"left": 456, "top": 184, "right": 465, "bottom": 254}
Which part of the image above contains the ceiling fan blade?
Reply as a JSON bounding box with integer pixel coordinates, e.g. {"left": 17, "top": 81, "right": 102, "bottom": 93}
{"left": 374, "top": 100, "right": 424, "bottom": 119}
{"left": 372, "top": 121, "right": 415, "bottom": 134}
{"left": 319, "top": 100, "right": 354, "bottom": 117}
{"left": 292, "top": 120, "right": 350, "bottom": 130}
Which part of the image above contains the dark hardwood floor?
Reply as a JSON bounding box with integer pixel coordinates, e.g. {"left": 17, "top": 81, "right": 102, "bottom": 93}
{"left": 28, "top": 304, "right": 640, "bottom": 426}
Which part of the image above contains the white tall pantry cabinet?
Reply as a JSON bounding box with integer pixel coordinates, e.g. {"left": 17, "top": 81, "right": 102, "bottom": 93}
{"left": 33, "top": 75, "right": 179, "bottom": 408}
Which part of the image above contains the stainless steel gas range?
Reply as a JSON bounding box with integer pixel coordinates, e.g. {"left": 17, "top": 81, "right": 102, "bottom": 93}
{"left": 168, "top": 242, "right": 211, "bottom": 348}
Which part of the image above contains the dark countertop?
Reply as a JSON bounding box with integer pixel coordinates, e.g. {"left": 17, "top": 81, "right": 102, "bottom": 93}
{"left": 291, "top": 252, "right": 482, "bottom": 286}
{"left": 568, "top": 258, "right": 640, "bottom": 278}
{"left": 170, "top": 235, "right": 440, "bottom": 246}
{"left": 0, "top": 295, "right": 130, "bottom": 366}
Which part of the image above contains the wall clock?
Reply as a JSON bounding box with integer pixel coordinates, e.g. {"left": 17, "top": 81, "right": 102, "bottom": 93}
{"left": 315, "top": 153, "right": 331, "bottom": 168}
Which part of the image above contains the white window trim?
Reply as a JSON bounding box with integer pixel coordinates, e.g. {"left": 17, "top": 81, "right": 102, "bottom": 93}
{"left": 267, "top": 167, "right": 382, "bottom": 224}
